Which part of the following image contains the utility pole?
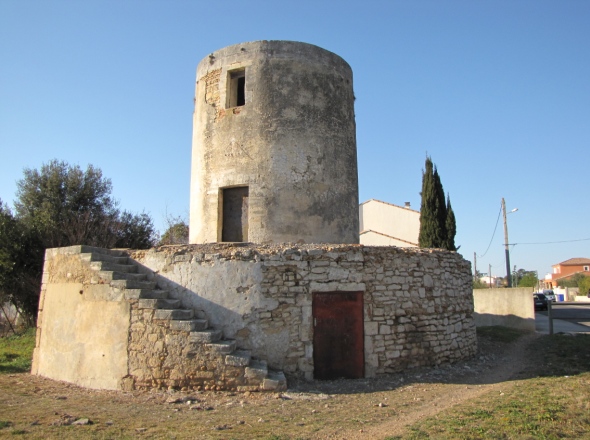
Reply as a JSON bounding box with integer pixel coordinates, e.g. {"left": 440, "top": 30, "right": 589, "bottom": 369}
{"left": 489, "top": 264, "right": 492, "bottom": 289}
{"left": 473, "top": 252, "right": 477, "bottom": 281}
{"left": 502, "top": 198, "right": 512, "bottom": 288}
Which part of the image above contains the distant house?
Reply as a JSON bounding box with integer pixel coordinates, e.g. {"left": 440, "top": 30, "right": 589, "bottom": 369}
{"left": 359, "top": 199, "right": 420, "bottom": 247}
{"left": 545, "top": 257, "right": 590, "bottom": 287}
{"left": 479, "top": 275, "right": 503, "bottom": 288}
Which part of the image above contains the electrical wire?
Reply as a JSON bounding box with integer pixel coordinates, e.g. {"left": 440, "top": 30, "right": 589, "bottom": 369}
{"left": 511, "top": 237, "right": 590, "bottom": 245}
{"left": 477, "top": 204, "right": 502, "bottom": 258}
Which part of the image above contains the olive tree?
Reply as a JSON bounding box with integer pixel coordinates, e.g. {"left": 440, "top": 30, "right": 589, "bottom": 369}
{"left": 1, "top": 160, "right": 158, "bottom": 323}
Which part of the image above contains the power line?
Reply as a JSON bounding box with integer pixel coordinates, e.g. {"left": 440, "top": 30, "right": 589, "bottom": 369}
{"left": 511, "top": 237, "right": 590, "bottom": 245}
{"left": 477, "top": 204, "right": 502, "bottom": 258}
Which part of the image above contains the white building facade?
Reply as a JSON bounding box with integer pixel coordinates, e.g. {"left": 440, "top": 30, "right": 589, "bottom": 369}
{"left": 359, "top": 199, "right": 420, "bottom": 247}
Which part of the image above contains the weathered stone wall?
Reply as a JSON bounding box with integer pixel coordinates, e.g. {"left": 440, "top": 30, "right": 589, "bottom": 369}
{"left": 132, "top": 243, "right": 477, "bottom": 379}
{"left": 127, "top": 301, "right": 273, "bottom": 392}
{"left": 33, "top": 244, "right": 476, "bottom": 390}
{"left": 32, "top": 245, "right": 284, "bottom": 392}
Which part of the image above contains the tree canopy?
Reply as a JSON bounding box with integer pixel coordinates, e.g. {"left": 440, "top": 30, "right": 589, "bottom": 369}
{"left": 558, "top": 273, "right": 590, "bottom": 294}
{"left": 159, "top": 219, "right": 189, "bottom": 246}
{"left": 1, "top": 160, "right": 158, "bottom": 323}
{"left": 0, "top": 200, "right": 43, "bottom": 322}
{"left": 418, "top": 156, "right": 456, "bottom": 250}
{"left": 514, "top": 269, "right": 538, "bottom": 288}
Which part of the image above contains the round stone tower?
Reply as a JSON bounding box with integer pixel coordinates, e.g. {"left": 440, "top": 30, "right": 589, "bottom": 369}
{"left": 189, "top": 40, "right": 359, "bottom": 244}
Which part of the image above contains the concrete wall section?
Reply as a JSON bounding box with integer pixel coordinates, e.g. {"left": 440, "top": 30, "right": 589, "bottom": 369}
{"left": 473, "top": 288, "right": 535, "bottom": 331}
{"left": 32, "top": 250, "right": 130, "bottom": 390}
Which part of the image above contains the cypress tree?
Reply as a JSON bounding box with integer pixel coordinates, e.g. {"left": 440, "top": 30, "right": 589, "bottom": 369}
{"left": 419, "top": 157, "right": 443, "bottom": 248}
{"left": 445, "top": 195, "right": 457, "bottom": 251}
{"left": 418, "top": 156, "right": 456, "bottom": 250}
{"left": 433, "top": 166, "right": 448, "bottom": 244}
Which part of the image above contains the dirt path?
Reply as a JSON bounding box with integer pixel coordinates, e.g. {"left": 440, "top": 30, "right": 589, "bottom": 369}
{"left": 321, "top": 332, "right": 539, "bottom": 440}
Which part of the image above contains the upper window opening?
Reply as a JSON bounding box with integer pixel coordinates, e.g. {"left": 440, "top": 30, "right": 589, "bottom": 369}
{"left": 227, "top": 69, "right": 246, "bottom": 108}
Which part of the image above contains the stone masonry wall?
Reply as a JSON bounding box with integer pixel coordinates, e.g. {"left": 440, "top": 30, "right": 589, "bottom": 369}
{"left": 32, "top": 245, "right": 283, "bottom": 392}
{"left": 127, "top": 299, "right": 277, "bottom": 392}
{"left": 131, "top": 243, "right": 477, "bottom": 380}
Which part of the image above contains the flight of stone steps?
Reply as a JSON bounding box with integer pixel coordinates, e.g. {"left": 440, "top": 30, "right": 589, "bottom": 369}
{"left": 76, "top": 246, "right": 286, "bottom": 392}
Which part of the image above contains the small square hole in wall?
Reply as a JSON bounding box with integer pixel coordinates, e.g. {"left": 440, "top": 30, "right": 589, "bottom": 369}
{"left": 227, "top": 69, "right": 246, "bottom": 108}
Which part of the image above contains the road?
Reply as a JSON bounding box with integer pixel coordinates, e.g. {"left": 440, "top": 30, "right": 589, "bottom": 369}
{"left": 535, "top": 302, "right": 590, "bottom": 334}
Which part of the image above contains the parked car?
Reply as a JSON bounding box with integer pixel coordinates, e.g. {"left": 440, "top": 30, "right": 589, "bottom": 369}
{"left": 543, "top": 290, "right": 556, "bottom": 302}
{"left": 533, "top": 293, "right": 548, "bottom": 311}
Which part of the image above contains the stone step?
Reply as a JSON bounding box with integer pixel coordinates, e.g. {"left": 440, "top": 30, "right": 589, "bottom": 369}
{"left": 245, "top": 360, "right": 268, "bottom": 380}
{"left": 111, "top": 279, "right": 156, "bottom": 290}
{"left": 206, "top": 339, "right": 236, "bottom": 354}
{"left": 190, "top": 329, "right": 222, "bottom": 343}
{"left": 225, "top": 350, "right": 251, "bottom": 367}
{"left": 154, "top": 308, "right": 194, "bottom": 320}
{"left": 124, "top": 289, "right": 169, "bottom": 300}
{"left": 80, "top": 244, "right": 127, "bottom": 257}
{"left": 138, "top": 298, "right": 181, "bottom": 309}
{"left": 98, "top": 271, "right": 147, "bottom": 282}
{"left": 80, "top": 252, "right": 129, "bottom": 265}
{"left": 89, "top": 261, "right": 137, "bottom": 273}
{"left": 170, "top": 319, "right": 208, "bottom": 332}
{"left": 263, "top": 370, "right": 287, "bottom": 391}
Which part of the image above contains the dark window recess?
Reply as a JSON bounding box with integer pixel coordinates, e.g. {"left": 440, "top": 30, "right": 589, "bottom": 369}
{"left": 222, "top": 187, "right": 249, "bottom": 242}
{"left": 236, "top": 76, "right": 245, "bottom": 106}
{"left": 228, "top": 70, "right": 246, "bottom": 108}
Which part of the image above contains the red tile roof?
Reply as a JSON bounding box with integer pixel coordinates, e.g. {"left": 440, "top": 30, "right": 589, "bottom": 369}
{"left": 556, "top": 258, "right": 590, "bottom": 266}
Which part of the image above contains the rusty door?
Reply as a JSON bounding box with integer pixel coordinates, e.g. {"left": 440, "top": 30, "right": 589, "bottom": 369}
{"left": 312, "top": 291, "right": 364, "bottom": 379}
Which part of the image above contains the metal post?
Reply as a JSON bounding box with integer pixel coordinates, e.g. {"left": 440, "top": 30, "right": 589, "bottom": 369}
{"left": 502, "top": 198, "right": 512, "bottom": 288}
{"left": 547, "top": 300, "right": 553, "bottom": 335}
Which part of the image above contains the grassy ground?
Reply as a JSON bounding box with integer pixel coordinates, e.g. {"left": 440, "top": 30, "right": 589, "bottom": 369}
{"left": 0, "top": 328, "right": 35, "bottom": 374}
{"left": 0, "top": 328, "right": 588, "bottom": 439}
{"left": 387, "top": 332, "right": 590, "bottom": 440}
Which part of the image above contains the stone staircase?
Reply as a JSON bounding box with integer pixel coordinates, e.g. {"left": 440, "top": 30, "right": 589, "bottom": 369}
{"left": 78, "top": 246, "right": 286, "bottom": 392}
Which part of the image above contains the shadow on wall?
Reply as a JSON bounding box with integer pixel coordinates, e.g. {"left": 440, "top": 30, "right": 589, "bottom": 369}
{"left": 130, "top": 259, "right": 290, "bottom": 370}
{"left": 473, "top": 288, "right": 535, "bottom": 332}
{"left": 473, "top": 312, "right": 535, "bottom": 332}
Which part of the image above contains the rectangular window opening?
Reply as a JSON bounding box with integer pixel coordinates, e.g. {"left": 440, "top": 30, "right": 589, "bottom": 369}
{"left": 227, "top": 69, "right": 246, "bottom": 108}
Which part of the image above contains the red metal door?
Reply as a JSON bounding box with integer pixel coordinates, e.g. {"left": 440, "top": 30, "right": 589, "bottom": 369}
{"left": 312, "top": 291, "right": 364, "bottom": 380}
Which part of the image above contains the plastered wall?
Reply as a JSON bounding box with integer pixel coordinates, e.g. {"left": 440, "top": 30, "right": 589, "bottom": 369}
{"left": 473, "top": 287, "right": 535, "bottom": 331}
{"left": 31, "top": 251, "right": 130, "bottom": 390}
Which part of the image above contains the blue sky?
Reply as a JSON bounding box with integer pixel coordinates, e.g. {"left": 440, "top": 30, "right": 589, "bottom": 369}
{"left": 1, "top": 0, "right": 588, "bottom": 279}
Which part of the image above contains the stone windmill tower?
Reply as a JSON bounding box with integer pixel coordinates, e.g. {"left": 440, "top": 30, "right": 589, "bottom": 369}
{"left": 189, "top": 40, "right": 359, "bottom": 244}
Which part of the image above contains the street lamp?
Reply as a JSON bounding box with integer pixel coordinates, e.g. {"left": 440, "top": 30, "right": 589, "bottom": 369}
{"left": 502, "top": 198, "right": 518, "bottom": 288}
